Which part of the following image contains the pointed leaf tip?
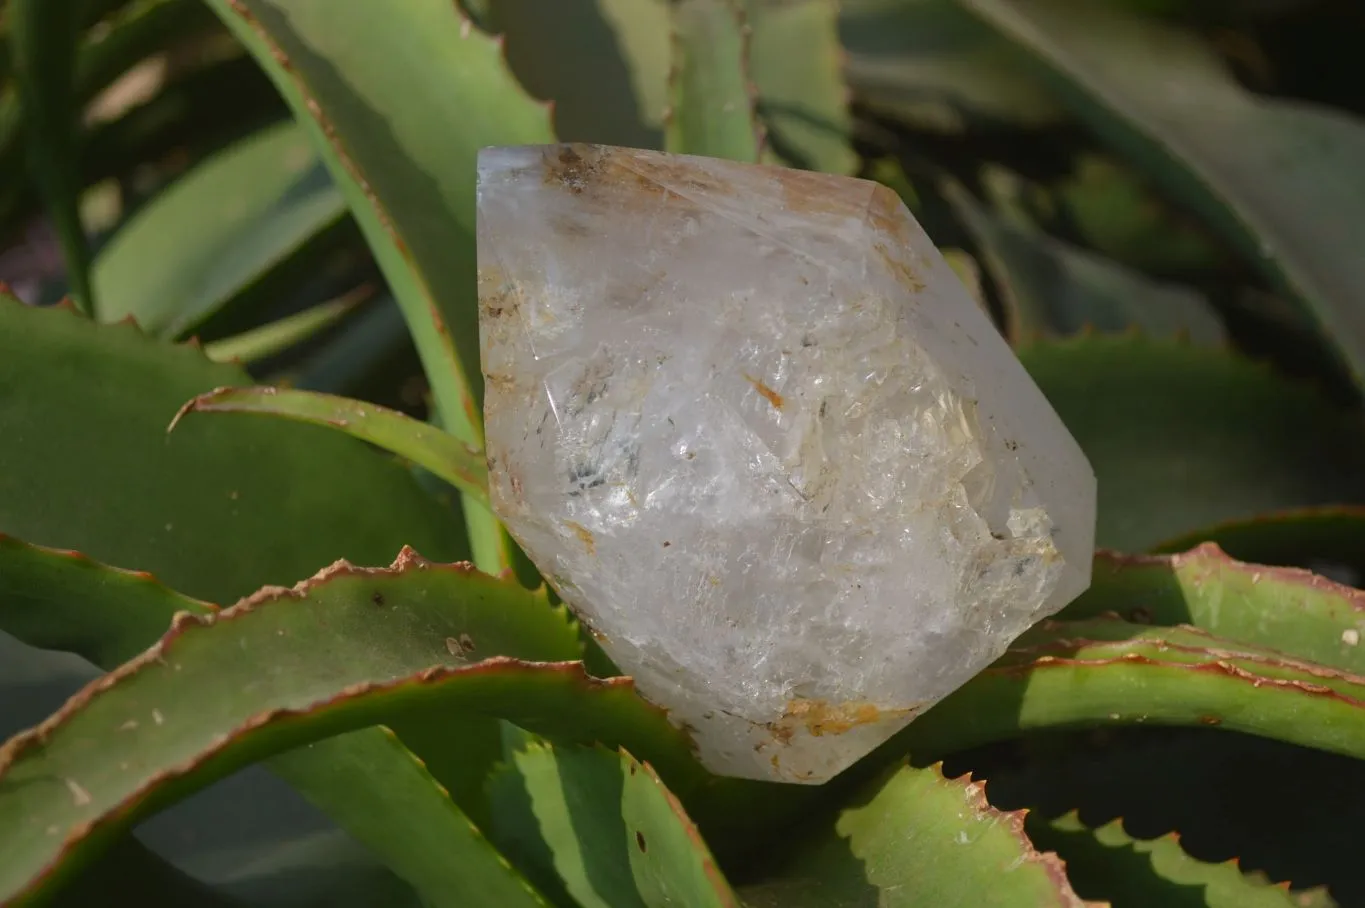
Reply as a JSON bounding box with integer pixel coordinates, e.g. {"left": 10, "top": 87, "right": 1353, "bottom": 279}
{"left": 166, "top": 386, "right": 490, "bottom": 505}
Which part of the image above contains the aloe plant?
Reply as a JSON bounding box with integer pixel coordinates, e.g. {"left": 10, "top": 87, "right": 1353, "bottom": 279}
{"left": 4, "top": 0, "right": 1365, "bottom": 905}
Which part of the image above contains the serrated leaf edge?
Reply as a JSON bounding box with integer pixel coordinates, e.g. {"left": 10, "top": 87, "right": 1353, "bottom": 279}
{"left": 1045, "top": 810, "right": 1332, "bottom": 902}
{"left": 0, "top": 651, "right": 634, "bottom": 901}
{"left": 4, "top": 291, "right": 251, "bottom": 374}
{"left": 937, "top": 764, "right": 1099, "bottom": 907}
{"left": 375, "top": 725, "right": 550, "bottom": 906}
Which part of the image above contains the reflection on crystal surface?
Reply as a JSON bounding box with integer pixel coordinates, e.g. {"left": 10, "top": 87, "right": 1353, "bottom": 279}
{"left": 476, "top": 144, "right": 1097, "bottom": 784}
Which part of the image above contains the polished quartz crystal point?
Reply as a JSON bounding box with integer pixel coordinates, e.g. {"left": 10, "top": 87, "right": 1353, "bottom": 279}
{"left": 476, "top": 144, "right": 1097, "bottom": 784}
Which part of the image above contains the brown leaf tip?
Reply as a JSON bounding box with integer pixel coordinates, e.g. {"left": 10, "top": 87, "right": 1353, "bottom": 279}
{"left": 392, "top": 545, "right": 433, "bottom": 571}
{"left": 166, "top": 387, "right": 236, "bottom": 434}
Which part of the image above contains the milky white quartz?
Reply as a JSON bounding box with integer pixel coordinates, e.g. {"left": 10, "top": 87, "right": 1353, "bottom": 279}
{"left": 476, "top": 144, "right": 1096, "bottom": 784}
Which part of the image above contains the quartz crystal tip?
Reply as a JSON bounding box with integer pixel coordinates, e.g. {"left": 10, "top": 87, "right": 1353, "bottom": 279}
{"left": 476, "top": 143, "right": 1097, "bottom": 784}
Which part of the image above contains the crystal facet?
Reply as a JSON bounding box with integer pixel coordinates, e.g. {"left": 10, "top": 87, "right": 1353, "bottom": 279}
{"left": 476, "top": 144, "right": 1097, "bottom": 784}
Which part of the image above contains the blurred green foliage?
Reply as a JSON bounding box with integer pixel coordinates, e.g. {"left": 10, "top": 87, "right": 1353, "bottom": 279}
{"left": 5, "top": 0, "right": 1365, "bottom": 905}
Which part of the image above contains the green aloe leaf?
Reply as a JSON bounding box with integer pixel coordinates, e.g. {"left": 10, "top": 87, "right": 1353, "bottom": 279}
{"left": 1153, "top": 507, "right": 1365, "bottom": 574}
{"left": 945, "top": 179, "right": 1226, "bottom": 345}
{"left": 981, "top": 729, "right": 1354, "bottom": 906}
{"left": 275, "top": 296, "right": 423, "bottom": 407}
{"left": 1019, "top": 335, "right": 1365, "bottom": 551}
{"left": 0, "top": 548, "right": 727, "bottom": 904}
{"left": 172, "top": 386, "right": 488, "bottom": 507}
{"left": 898, "top": 617, "right": 1365, "bottom": 761}
{"left": 665, "top": 0, "right": 764, "bottom": 162}
{"left": 92, "top": 121, "right": 351, "bottom": 341}
{"left": 1029, "top": 812, "right": 1334, "bottom": 908}
{"left": 491, "top": 0, "right": 850, "bottom": 174}
{"left": 741, "top": 0, "right": 856, "bottom": 174}
{"left": 488, "top": 744, "right": 738, "bottom": 908}
{"left": 8, "top": 0, "right": 91, "bottom": 313}
{"left": 953, "top": 0, "right": 1365, "bottom": 389}
{"left": 1063, "top": 544, "right": 1365, "bottom": 675}
{"left": 838, "top": 0, "right": 1061, "bottom": 133}
{"left": 202, "top": 290, "right": 365, "bottom": 365}
{"left": 203, "top": 0, "right": 558, "bottom": 574}
{"left": 489, "top": 0, "right": 669, "bottom": 149}
{"left": 266, "top": 730, "right": 549, "bottom": 908}
{"left": 0, "top": 534, "right": 217, "bottom": 665}
{"left": 0, "top": 295, "right": 466, "bottom": 603}
{"left": 0, "top": 538, "right": 543, "bottom": 908}
{"left": 740, "top": 762, "right": 1086, "bottom": 907}
{"left": 744, "top": 603, "right": 1365, "bottom": 861}
{"left": 1049, "top": 155, "right": 1227, "bottom": 277}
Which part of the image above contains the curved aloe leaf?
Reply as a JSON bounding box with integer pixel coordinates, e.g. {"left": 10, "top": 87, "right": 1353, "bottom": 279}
{"left": 717, "top": 587, "right": 1365, "bottom": 880}
{"left": 0, "top": 547, "right": 724, "bottom": 904}
{"left": 203, "top": 291, "right": 365, "bottom": 365}
{"left": 945, "top": 178, "right": 1225, "bottom": 345}
{"left": 268, "top": 730, "right": 550, "bottom": 908}
{"left": 838, "top": 0, "right": 1061, "bottom": 133}
{"left": 981, "top": 727, "right": 1356, "bottom": 906}
{"left": 92, "top": 121, "right": 351, "bottom": 341}
{"left": 490, "top": 0, "right": 850, "bottom": 173}
{"left": 954, "top": 0, "right": 1365, "bottom": 389}
{"left": 1153, "top": 507, "right": 1365, "bottom": 574}
{"left": 665, "top": 0, "right": 764, "bottom": 162}
{"left": 279, "top": 294, "right": 415, "bottom": 398}
{"left": 8, "top": 0, "right": 90, "bottom": 313}
{"left": 0, "top": 534, "right": 216, "bottom": 663}
{"left": 0, "top": 294, "right": 466, "bottom": 604}
{"left": 0, "top": 659, "right": 558, "bottom": 906}
{"left": 171, "top": 386, "right": 489, "bottom": 508}
{"left": 1019, "top": 335, "right": 1365, "bottom": 551}
{"left": 1062, "top": 544, "right": 1365, "bottom": 675}
{"left": 488, "top": 744, "right": 738, "bottom": 908}
{"left": 899, "top": 617, "right": 1365, "bottom": 761}
{"left": 489, "top": 0, "right": 670, "bottom": 149}
{"left": 0, "top": 534, "right": 757, "bottom": 866}
{"left": 741, "top": 762, "right": 1088, "bottom": 907}
{"left": 1051, "top": 155, "right": 1227, "bottom": 277}
{"left": 741, "top": 0, "right": 856, "bottom": 174}
{"left": 203, "top": 0, "right": 557, "bottom": 573}
{"left": 1029, "top": 812, "right": 1334, "bottom": 908}
{"left": 0, "top": 536, "right": 553, "bottom": 908}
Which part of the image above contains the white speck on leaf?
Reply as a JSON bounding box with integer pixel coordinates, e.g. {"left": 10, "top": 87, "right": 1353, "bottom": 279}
{"left": 65, "top": 778, "right": 92, "bottom": 806}
{"left": 1344, "top": 629, "right": 1360, "bottom": 646}
{"left": 152, "top": 709, "right": 164, "bottom": 725}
